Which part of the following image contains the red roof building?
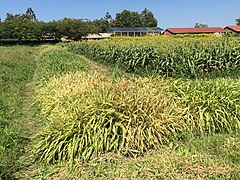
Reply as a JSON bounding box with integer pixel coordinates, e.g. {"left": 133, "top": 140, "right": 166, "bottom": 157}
{"left": 224, "top": 26, "right": 240, "bottom": 35}
{"left": 164, "top": 27, "right": 228, "bottom": 36}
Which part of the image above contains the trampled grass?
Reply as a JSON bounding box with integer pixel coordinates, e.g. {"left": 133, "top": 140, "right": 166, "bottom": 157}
{"left": 0, "top": 46, "right": 36, "bottom": 178}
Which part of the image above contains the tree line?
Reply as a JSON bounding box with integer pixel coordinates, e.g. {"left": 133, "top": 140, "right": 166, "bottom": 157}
{"left": 0, "top": 8, "right": 158, "bottom": 41}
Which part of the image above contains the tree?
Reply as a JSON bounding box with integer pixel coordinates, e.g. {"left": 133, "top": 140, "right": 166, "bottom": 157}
{"left": 4, "top": 8, "right": 37, "bottom": 22}
{"left": 113, "top": 10, "right": 143, "bottom": 27}
{"left": 114, "top": 10, "right": 133, "bottom": 27}
{"left": 5, "top": 13, "right": 15, "bottom": 21}
{"left": 195, "top": 23, "right": 208, "bottom": 28}
{"left": 25, "top": 8, "right": 38, "bottom": 22}
{"left": 104, "top": 12, "right": 112, "bottom": 22}
{"left": 141, "top": 8, "right": 158, "bottom": 27}
{"left": 54, "top": 18, "right": 99, "bottom": 40}
{"left": 131, "top": 12, "right": 143, "bottom": 27}
{"left": 236, "top": 18, "right": 240, "bottom": 25}
{"left": 93, "top": 18, "right": 109, "bottom": 32}
{"left": 111, "top": 9, "right": 157, "bottom": 28}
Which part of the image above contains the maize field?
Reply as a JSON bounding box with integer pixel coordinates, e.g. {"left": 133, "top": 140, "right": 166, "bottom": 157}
{"left": 33, "top": 45, "right": 240, "bottom": 164}
{"left": 63, "top": 37, "right": 240, "bottom": 77}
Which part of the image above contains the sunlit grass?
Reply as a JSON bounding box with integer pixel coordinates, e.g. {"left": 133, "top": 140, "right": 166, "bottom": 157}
{"left": 0, "top": 46, "right": 36, "bottom": 178}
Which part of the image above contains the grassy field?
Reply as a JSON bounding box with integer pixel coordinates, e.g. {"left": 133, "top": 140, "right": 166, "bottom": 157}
{"left": 27, "top": 133, "right": 240, "bottom": 179}
{"left": 26, "top": 43, "right": 239, "bottom": 179}
{"left": 0, "top": 46, "right": 36, "bottom": 179}
{"left": 0, "top": 40, "right": 239, "bottom": 179}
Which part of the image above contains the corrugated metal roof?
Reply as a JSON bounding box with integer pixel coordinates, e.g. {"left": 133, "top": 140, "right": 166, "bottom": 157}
{"left": 108, "top": 27, "right": 164, "bottom": 32}
{"left": 225, "top": 26, "right": 240, "bottom": 32}
{"left": 166, "top": 27, "right": 228, "bottom": 34}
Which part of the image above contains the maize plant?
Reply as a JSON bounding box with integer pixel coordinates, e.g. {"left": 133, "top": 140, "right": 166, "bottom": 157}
{"left": 62, "top": 37, "right": 240, "bottom": 77}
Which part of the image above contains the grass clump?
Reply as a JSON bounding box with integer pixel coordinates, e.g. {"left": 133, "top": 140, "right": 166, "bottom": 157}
{"left": 34, "top": 72, "right": 182, "bottom": 163}
{"left": 170, "top": 78, "right": 240, "bottom": 134}
{"left": 21, "top": 133, "right": 240, "bottom": 179}
{"left": 34, "top": 71, "right": 240, "bottom": 164}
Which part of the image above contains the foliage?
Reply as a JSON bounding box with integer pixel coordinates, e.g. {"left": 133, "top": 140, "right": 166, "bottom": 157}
{"left": 34, "top": 73, "right": 179, "bottom": 163}
{"left": 195, "top": 23, "right": 208, "bottom": 28}
{"left": 26, "top": 7, "right": 38, "bottom": 22}
{"left": 0, "top": 8, "right": 100, "bottom": 41}
{"left": 0, "top": 46, "right": 36, "bottom": 179}
{"left": 0, "top": 8, "right": 158, "bottom": 40}
{"left": 111, "top": 8, "right": 157, "bottom": 27}
{"left": 0, "top": 19, "right": 42, "bottom": 40}
{"left": 0, "top": 18, "right": 99, "bottom": 41}
{"left": 48, "top": 18, "right": 97, "bottom": 39}
{"left": 93, "top": 18, "right": 109, "bottom": 33}
{"left": 236, "top": 18, "right": 240, "bottom": 26}
{"left": 62, "top": 37, "right": 240, "bottom": 78}
{"left": 141, "top": 8, "right": 158, "bottom": 27}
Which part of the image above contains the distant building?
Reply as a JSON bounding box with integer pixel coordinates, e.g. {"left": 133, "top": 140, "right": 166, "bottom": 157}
{"left": 224, "top": 26, "right": 240, "bottom": 35}
{"left": 61, "top": 36, "right": 74, "bottom": 42}
{"left": 82, "top": 33, "right": 111, "bottom": 40}
{"left": 108, "top": 27, "right": 164, "bottom": 37}
{"left": 164, "top": 27, "right": 227, "bottom": 37}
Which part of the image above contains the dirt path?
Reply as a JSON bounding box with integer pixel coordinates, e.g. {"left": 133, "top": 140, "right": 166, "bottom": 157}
{"left": 79, "top": 54, "right": 134, "bottom": 79}
{"left": 19, "top": 72, "right": 37, "bottom": 133}
{"left": 14, "top": 59, "right": 41, "bottom": 179}
{"left": 79, "top": 54, "right": 108, "bottom": 73}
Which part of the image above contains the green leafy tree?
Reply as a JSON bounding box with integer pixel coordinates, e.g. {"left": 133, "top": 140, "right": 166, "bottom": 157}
{"left": 112, "top": 9, "right": 157, "bottom": 27}
{"left": 93, "top": 18, "right": 109, "bottom": 32}
{"left": 104, "top": 12, "right": 112, "bottom": 22}
{"left": 195, "top": 23, "right": 208, "bottom": 28}
{"left": 11, "top": 19, "right": 41, "bottom": 40}
{"left": 5, "top": 13, "right": 17, "bottom": 21}
{"left": 25, "top": 8, "right": 38, "bottom": 22}
{"left": 0, "top": 21, "right": 15, "bottom": 39}
{"left": 114, "top": 10, "right": 133, "bottom": 27}
{"left": 141, "top": 8, "right": 158, "bottom": 27}
{"left": 0, "top": 8, "right": 102, "bottom": 40}
{"left": 236, "top": 18, "right": 240, "bottom": 25}
{"left": 131, "top": 12, "right": 143, "bottom": 27}
{"left": 113, "top": 10, "right": 143, "bottom": 27}
{"left": 55, "top": 18, "right": 98, "bottom": 39}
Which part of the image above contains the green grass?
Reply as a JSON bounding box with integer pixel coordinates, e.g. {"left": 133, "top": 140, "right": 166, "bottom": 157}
{"left": 18, "top": 133, "right": 240, "bottom": 179}
{"left": 1, "top": 45, "right": 238, "bottom": 179}
{"left": 26, "top": 45, "right": 240, "bottom": 179}
{"left": 36, "top": 46, "right": 90, "bottom": 85}
{"left": 0, "top": 46, "right": 36, "bottom": 178}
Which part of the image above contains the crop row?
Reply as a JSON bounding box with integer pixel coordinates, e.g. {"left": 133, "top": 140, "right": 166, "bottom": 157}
{"left": 63, "top": 37, "right": 240, "bottom": 77}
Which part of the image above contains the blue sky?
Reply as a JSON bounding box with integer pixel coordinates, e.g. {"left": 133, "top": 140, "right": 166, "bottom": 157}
{"left": 0, "top": 0, "right": 239, "bottom": 29}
